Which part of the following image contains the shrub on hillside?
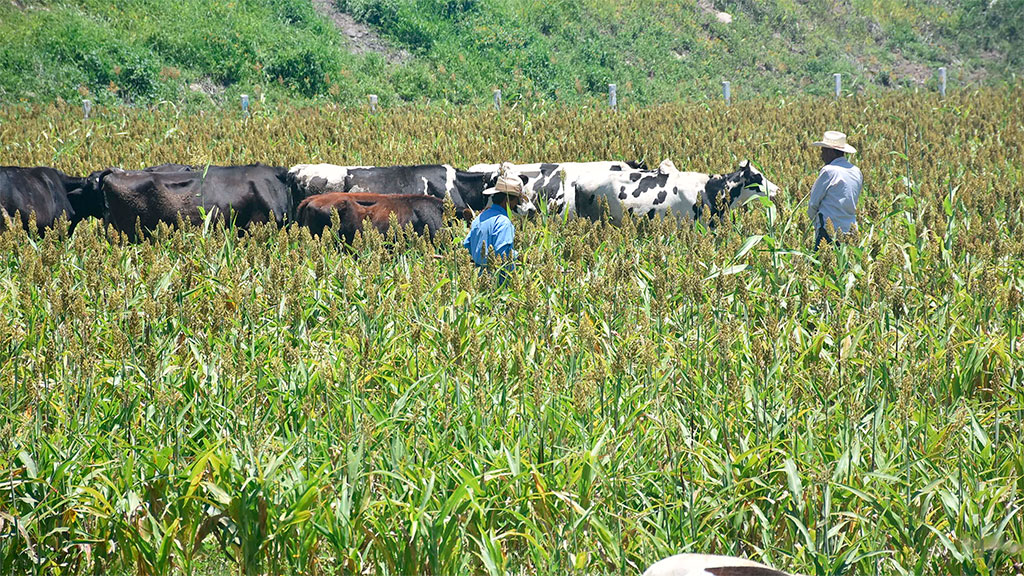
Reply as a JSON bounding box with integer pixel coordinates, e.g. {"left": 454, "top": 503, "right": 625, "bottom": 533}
{"left": 337, "top": 0, "right": 401, "bottom": 28}
{"left": 37, "top": 15, "right": 162, "bottom": 100}
{"left": 147, "top": 29, "right": 253, "bottom": 86}
{"left": 267, "top": 44, "right": 341, "bottom": 97}
{"left": 391, "top": 61, "right": 438, "bottom": 101}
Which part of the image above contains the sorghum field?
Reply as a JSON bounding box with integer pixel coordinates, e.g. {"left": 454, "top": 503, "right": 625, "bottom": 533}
{"left": 1, "top": 89, "right": 1022, "bottom": 575}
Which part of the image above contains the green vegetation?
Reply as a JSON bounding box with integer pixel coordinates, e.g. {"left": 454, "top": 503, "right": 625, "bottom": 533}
{"left": 0, "top": 0, "right": 1022, "bottom": 106}
{"left": 1, "top": 89, "right": 1022, "bottom": 574}
{"left": 0, "top": 0, "right": 368, "bottom": 106}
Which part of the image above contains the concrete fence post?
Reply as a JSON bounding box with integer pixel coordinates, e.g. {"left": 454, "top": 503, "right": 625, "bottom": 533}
{"left": 833, "top": 73, "right": 842, "bottom": 100}
{"left": 494, "top": 89, "right": 501, "bottom": 111}
{"left": 608, "top": 84, "right": 617, "bottom": 111}
{"left": 241, "top": 94, "right": 249, "bottom": 116}
{"left": 722, "top": 81, "right": 731, "bottom": 106}
{"left": 83, "top": 99, "right": 92, "bottom": 119}
{"left": 939, "top": 67, "right": 947, "bottom": 98}
{"left": 368, "top": 94, "right": 378, "bottom": 112}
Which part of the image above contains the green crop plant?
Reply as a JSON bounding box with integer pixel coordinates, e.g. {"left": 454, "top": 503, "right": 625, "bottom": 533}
{"left": 0, "top": 88, "right": 1022, "bottom": 575}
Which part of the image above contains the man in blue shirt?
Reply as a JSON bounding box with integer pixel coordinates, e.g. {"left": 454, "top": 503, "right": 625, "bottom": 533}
{"left": 463, "top": 167, "right": 526, "bottom": 279}
{"left": 809, "top": 131, "right": 863, "bottom": 249}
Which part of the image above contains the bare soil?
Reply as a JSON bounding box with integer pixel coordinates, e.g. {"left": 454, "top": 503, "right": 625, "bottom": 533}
{"left": 310, "top": 0, "right": 411, "bottom": 64}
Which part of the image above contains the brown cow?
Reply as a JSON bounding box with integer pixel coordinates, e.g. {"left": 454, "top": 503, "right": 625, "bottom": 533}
{"left": 296, "top": 192, "right": 451, "bottom": 243}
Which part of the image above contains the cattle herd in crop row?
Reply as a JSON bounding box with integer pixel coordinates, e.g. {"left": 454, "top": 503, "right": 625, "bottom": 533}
{"left": 0, "top": 159, "right": 779, "bottom": 240}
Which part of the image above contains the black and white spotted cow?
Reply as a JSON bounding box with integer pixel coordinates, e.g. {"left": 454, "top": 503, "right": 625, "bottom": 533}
{"left": 573, "top": 160, "right": 778, "bottom": 225}
{"left": 288, "top": 163, "right": 533, "bottom": 218}
{"left": 466, "top": 161, "right": 646, "bottom": 216}
{"left": 286, "top": 163, "right": 368, "bottom": 198}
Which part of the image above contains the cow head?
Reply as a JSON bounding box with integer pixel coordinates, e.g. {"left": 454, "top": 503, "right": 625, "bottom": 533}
{"left": 503, "top": 171, "right": 534, "bottom": 216}
{"left": 520, "top": 170, "right": 561, "bottom": 216}
{"left": 460, "top": 168, "right": 535, "bottom": 216}
{"left": 734, "top": 160, "right": 779, "bottom": 204}
{"left": 702, "top": 160, "right": 779, "bottom": 218}
{"left": 66, "top": 167, "right": 118, "bottom": 222}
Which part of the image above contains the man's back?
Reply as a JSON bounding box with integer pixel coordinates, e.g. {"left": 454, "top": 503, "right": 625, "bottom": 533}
{"left": 808, "top": 156, "right": 862, "bottom": 234}
{"left": 463, "top": 204, "right": 516, "bottom": 268}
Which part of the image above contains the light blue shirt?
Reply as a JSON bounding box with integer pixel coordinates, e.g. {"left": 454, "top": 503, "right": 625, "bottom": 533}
{"left": 808, "top": 156, "right": 863, "bottom": 234}
{"left": 463, "top": 204, "right": 516, "bottom": 270}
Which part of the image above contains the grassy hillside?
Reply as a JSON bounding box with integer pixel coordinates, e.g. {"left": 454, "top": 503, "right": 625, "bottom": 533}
{"left": 0, "top": 0, "right": 1021, "bottom": 107}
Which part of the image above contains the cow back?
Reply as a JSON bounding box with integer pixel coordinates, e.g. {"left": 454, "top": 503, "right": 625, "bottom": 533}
{"left": 144, "top": 163, "right": 197, "bottom": 173}
{"left": 344, "top": 165, "right": 451, "bottom": 199}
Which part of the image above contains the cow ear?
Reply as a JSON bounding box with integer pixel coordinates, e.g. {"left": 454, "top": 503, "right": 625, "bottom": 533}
{"left": 739, "top": 159, "right": 750, "bottom": 171}
{"left": 519, "top": 174, "right": 529, "bottom": 185}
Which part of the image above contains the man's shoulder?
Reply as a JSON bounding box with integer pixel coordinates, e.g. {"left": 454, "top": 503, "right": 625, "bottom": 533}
{"left": 492, "top": 213, "right": 514, "bottom": 230}
{"left": 823, "top": 160, "right": 858, "bottom": 176}
{"left": 829, "top": 157, "right": 858, "bottom": 168}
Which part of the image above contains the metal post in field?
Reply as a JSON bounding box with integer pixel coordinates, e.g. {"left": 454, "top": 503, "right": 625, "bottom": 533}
{"left": 833, "top": 73, "right": 842, "bottom": 100}
{"left": 368, "top": 94, "right": 378, "bottom": 112}
{"left": 82, "top": 99, "right": 92, "bottom": 120}
{"left": 609, "top": 84, "right": 617, "bottom": 111}
{"left": 494, "top": 89, "right": 501, "bottom": 111}
{"left": 939, "top": 67, "right": 947, "bottom": 98}
{"left": 722, "top": 81, "right": 731, "bottom": 106}
{"left": 241, "top": 94, "right": 249, "bottom": 116}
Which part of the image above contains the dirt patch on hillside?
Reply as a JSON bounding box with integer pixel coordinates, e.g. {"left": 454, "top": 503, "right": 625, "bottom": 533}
{"left": 310, "top": 0, "right": 410, "bottom": 64}
{"left": 893, "top": 56, "right": 932, "bottom": 85}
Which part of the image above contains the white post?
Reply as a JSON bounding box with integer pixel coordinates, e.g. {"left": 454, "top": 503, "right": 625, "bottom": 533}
{"left": 722, "top": 81, "right": 731, "bottom": 106}
{"left": 241, "top": 94, "right": 249, "bottom": 116}
{"left": 368, "top": 94, "right": 378, "bottom": 112}
{"left": 939, "top": 67, "right": 947, "bottom": 98}
{"left": 494, "top": 89, "right": 501, "bottom": 111}
{"left": 82, "top": 99, "right": 92, "bottom": 119}
{"left": 833, "top": 73, "right": 842, "bottom": 100}
{"left": 608, "top": 84, "right": 617, "bottom": 111}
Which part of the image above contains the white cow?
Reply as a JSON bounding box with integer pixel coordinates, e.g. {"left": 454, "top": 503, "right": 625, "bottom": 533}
{"left": 466, "top": 161, "right": 645, "bottom": 216}
{"left": 287, "top": 163, "right": 369, "bottom": 197}
{"left": 573, "top": 159, "right": 779, "bottom": 225}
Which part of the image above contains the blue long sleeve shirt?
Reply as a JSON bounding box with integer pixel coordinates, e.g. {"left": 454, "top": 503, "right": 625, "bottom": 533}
{"left": 463, "top": 204, "right": 516, "bottom": 270}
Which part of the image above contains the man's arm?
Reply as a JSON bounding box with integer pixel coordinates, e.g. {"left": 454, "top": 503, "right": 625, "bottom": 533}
{"left": 807, "top": 169, "right": 831, "bottom": 225}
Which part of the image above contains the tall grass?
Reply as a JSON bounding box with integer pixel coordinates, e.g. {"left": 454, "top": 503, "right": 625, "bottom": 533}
{"left": 1, "top": 89, "right": 1022, "bottom": 575}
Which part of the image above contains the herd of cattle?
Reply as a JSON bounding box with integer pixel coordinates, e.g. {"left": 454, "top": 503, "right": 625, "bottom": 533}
{"left": 0, "top": 159, "right": 779, "bottom": 241}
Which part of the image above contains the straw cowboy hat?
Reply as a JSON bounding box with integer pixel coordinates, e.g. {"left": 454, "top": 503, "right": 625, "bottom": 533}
{"left": 485, "top": 162, "right": 527, "bottom": 197}
{"left": 810, "top": 131, "right": 857, "bottom": 154}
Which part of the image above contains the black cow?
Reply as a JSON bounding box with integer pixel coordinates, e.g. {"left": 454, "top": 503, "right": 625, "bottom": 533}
{"left": 297, "top": 192, "right": 447, "bottom": 243}
{"left": 143, "top": 163, "right": 197, "bottom": 172}
{"left": 0, "top": 166, "right": 86, "bottom": 232}
{"left": 100, "top": 164, "right": 291, "bottom": 239}
{"left": 72, "top": 163, "right": 204, "bottom": 223}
